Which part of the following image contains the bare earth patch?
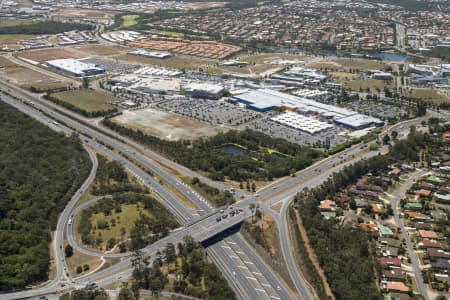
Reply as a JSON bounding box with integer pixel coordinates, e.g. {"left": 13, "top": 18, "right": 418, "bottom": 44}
{"left": 114, "top": 54, "right": 209, "bottom": 70}
{"left": 0, "top": 56, "right": 71, "bottom": 91}
{"left": 293, "top": 209, "right": 335, "bottom": 299}
{"left": 112, "top": 108, "right": 226, "bottom": 141}
{"left": 18, "top": 48, "right": 81, "bottom": 63}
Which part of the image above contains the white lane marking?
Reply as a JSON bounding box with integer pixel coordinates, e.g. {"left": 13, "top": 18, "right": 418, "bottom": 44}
{"left": 252, "top": 272, "right": 263, "bottom": 276}
{"left": 261, "top": 283, "right": 271, "bottom": 287}
{"left": 236, "top": 251, "right": 245, "bottom": 254}
{"left": 244, "top": 260, "right": 254, "bottom": 265}
{"left": 255, "top": 288, "right": 266, "bottom": 293}
{"left": 229, "top": 255, "right": 239, "bottom": 259}
{"left": 221, "top": 245, "right": 231, "bottom": 249}
{"left": 246, "top": 276, "right": 257, "bottom": 281}
{"left": 238, "top": 265, "right": 247, "bottom": 269}
{"left": 270, "top": 296, "right": 281, "bottom": 300}
{"left": 227, "top": 241, "right": 237, "bottom": 245}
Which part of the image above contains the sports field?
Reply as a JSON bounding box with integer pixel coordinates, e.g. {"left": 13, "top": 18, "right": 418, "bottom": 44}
{"left": 120, "top": 15, "right": 139, "bottom": 28}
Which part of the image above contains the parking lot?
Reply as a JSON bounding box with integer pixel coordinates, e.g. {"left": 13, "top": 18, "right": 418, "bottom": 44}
{"left": 248, "top": 118, "right": 348, "bottom": 149}
{"left": 322, "top": 98, "right": 408, "bottom": 121}
{"left": 157, "top": 98, "right": 261, "bottom": 127}
{"left": 82, "top": 58, "right": 139, "bottom": 73}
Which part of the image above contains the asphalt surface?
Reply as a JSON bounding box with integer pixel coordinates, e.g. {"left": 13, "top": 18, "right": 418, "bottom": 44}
{"left": 0, "top": 91, "right": 291, "bottom": 300}
{"left": 0, "top": 80, "right": 437, "bottom": 300}
{"left": 389, "top": 169, "right": 430, "bottom": 300}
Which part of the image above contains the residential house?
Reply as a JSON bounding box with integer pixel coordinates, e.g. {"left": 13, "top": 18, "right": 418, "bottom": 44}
{"left": 414, "top": 222, "right": 433, "bottom": 230}
{"left": 404, "top": 202, "right": 422, "bottom": 211}
{"left": 380, "top": 257, "right": 401, "bottom": 268}
{"left": 415, "top": 189, "right": 431, "bottom": 197}
{"left": 380, "top": 237, "right": 401, "bottom": 248}
{"left": 434, "top": 192, "right": 450, "bottom": 203}
{"left": 319, "top": 199, "right": 337, "bottom": 211}
{"left": 418, "top": 229, "right": 439, "bottom": 239}
{"left": 384, "top": 269, "right": 406, "bottom": 282}
{"left": 377, "top": 222, "right": 394, "bottom": 238}
{"left": 404, "top": 211, "right": 428, "bottom": 221}
{"left": 389, "top": 168, "right": 401, "bottom": 176}
{"left": 420, "top": 238, "right": 443, "bottom": 249}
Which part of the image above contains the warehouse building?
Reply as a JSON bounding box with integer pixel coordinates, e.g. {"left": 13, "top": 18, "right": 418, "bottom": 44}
{"left": 411, "top": 76, "right": 448, "bottom": 86}
{"left": 231, "top": 88, "right": 383, "bottom": 130}
{"left": 183, "top": 82, "right": 224, "bottom": 100}
{"left": 46, "top": 58, "right": 105, "bottom": 77}
{"left": 371, "top": 71, "right": 393, "bottom": 80}
{"left": 128, "top": 49, "right": 172, "bottom": 59}
{"left": 334, "top": 114, "right": 384, "bottom": 130}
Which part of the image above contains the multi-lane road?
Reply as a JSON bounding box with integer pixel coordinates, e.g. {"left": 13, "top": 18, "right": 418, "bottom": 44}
{"left": 0, "top": 81, "right": 436, "bottom": 300}
{"left": 0, "top": 89, "right": 294, "bottom": 300}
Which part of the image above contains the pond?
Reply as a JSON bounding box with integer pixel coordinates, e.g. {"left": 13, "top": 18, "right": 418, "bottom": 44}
{"left": 222, "top": 144, "right": 248, "bottom": 156}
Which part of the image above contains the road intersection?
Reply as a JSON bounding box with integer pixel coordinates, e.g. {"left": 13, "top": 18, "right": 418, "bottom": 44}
{"left": 0, "top": 82, "right": 432, "bottom": 300}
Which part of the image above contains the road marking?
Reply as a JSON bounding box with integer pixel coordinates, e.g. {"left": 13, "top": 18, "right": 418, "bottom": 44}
{"left": 229, "top": 255, "right": 239, "bottom": 259}
{"left": 255, "top": 288, "right": 266, "bottom": 293}
{"left": 270, "top": 296, "right": 281, "bottom": 300}
{"left": 246, "top": 276, "right": 257, "bottom": 281}
{"left": 236, "top": 251, "right": 245, "bottom": 254}
{"left": 227, "top": 241, "right": 237, "bottom": 245}
{"left": 244, "top": 260, "right": 254, "bottom": 265}
{"left": 261, "top": 283, "right": 271, "bottom": 287}
{"left": 252, "top": 272, "right": 263, "bottom": 276}
{"left": 221, "top": 245, "right": 231, "bottom": 249}
{"left": 238, "top": 265, "right": 247, "bottom": 269}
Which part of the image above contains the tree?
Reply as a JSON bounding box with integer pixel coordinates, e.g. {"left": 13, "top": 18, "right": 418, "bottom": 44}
{"left": 76, "top": 266, "right": 83, "bottom": 274}
{"left": 82, "top": 77, "right": 90, "bottom": 89}
{"left": 391, "top": 130, "right": 398, "bottom": 139}
{"left": 164, "top": 243, "right": 176, "bottom": 271}
{"left": 65, "top": 244, "right": 73, "bottom": 258}
{"left": 0, "top": 102, "right": 91, "bottom": 290}
{"left": 117, "top": 288, "right": 133, "bottom": 300}
{"left": 382, "top": 134, "right": 391, "bottom": 145}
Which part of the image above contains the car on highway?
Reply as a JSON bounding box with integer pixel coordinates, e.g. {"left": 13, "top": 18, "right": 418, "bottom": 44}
{"left": 222, "top": 214, "right": 228, "bottom": 219}
{"left": 216, "top": 217, "right": 222, "bottom": 222}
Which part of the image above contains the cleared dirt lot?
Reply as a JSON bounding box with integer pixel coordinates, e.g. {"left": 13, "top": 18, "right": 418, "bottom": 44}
{"left": 72, "top": 44, "right": 128, "bottom": 57}
{"left": 309, "top": 57, "right": 387, "bottom": 71}
{"left": 17, "top": 48, "right": 81, "bottom": 63}
{"left": 0, "top": 56, "right": 71, "bottom": 91}
{"left": 115, "top": 54, "right": 209, "bottom": 70}
{"left": 112, "top": 108, "right": 226, "bottom": 141}
{"left": 50, "top": 89, "right": 118, "bottom": 112}
{"left": 17, "top": 45, "right": 127, "bottom": 64}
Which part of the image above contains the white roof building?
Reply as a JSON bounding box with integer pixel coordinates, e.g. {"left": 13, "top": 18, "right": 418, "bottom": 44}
{"left": 271, "top": 112, "right": 333, "bottom": 134}
{"left": 45, "top": 58, "right": 105, "bottom": 77}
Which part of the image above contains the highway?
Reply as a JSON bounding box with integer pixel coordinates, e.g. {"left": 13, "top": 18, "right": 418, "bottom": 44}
{"left": 0, "top": 80, "right": 436, "bottom": 300}
{"left": 0, "top": 92, "right": 293, "bottom": 300}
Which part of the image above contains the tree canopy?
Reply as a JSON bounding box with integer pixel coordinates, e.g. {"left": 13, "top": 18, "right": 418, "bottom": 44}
{"left": 0, "top": 102, "right": 91, "bottom": 290}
